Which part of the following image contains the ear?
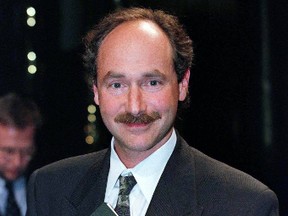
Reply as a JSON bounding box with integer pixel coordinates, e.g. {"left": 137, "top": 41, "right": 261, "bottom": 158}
{"left": 93, "top": 84, "right": 100, "bottom": 105}
{"left": 178, "top": 69, "right": 190, "bottom": 101}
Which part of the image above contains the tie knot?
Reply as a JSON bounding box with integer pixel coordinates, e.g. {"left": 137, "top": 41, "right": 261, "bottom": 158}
{"left": 118, "top": 174, "right": 137, "bottom": 196}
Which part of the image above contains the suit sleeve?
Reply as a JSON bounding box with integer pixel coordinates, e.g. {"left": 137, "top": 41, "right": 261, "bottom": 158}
{"left": 26, "top": 170, "right": 39, "bottom": 216}
{"left": 247, "top": 189, "right": 279, "bottom": 216}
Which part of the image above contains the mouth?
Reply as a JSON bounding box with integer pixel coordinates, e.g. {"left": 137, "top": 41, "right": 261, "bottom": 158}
{"left": 125, "top": 122, "right": 150, "bottom": 127}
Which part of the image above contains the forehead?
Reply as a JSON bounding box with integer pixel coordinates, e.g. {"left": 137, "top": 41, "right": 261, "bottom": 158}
{"left": 103, "top": 19, "right": 169, "bottom": 44}
{"left": 97, "top": 20, "right": 173, "bottom": 76}
{"left": 0, "top": 124, "right": 35, "bottom": 148}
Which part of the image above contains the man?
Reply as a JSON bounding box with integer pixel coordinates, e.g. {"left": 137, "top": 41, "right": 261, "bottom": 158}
{"left": 27, "top": 7, "right": 279, "bottom": 216}
{"left": 0, "top": 93, "right": 41, "bottom": 216}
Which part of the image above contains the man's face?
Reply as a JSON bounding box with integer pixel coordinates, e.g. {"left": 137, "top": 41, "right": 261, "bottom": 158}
{"left": 0, "top": 125, "right": 35, "bottom": 181}
{"left": 94, "top": 20, "right": 189, "bottom": 163}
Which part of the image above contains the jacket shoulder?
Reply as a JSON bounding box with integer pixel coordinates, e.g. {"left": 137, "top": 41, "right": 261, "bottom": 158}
{"left": 178, "top": 137, "right": 279, "bottom": 215}
{"left": 36, "top": 149, "right": 108, "bottom": 176}
{"left": 29, "top": 149, "right": 109, "bottom": 195}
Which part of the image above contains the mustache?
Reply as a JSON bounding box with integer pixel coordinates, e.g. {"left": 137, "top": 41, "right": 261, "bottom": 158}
{"left": 114, "top": 112, "right": 161, "bottom": 124}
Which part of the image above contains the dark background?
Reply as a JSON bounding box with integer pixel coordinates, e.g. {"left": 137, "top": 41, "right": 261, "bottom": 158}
{"left": 0, "top": 0, "right": 287, "bottom": 214}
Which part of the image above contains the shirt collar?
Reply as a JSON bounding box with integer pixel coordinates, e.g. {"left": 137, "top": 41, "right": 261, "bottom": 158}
{"left": 0, "top": 176, "right": 26, "bottom": 188}
{"left": 0, "top": 177, "right": 5, "bottom": 189}
{"left": 106, "top": 128, "right": 177, "bottom": 202}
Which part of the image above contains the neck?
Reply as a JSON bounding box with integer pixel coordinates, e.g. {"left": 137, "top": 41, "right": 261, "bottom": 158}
{"left": 114, "top": 141, "right": 169, "bottom": 168}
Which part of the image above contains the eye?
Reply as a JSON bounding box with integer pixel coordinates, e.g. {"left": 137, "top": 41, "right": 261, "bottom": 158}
{"left": 106, "top": 81, "right": 128, "bottom": 95}
{"left": 141, "top": 79, "right": 164, "bottom": 92}
{"left": 149, "top": 80, "right": 159, "bottom": 86}
{"left": 111, "top": 82, "right": 121, "bottom": 88}
{"left": 2, "top": 147, "right": 15, "bottom": 155}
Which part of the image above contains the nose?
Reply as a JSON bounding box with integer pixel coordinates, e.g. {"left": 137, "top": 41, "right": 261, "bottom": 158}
{"left": 126, "top": 85, "right": 146, "bottom": 115}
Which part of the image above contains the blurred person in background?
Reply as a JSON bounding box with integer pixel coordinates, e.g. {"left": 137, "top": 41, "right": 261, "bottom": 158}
{"left": 0, "top": 93, "right": 41, "bottom": 216}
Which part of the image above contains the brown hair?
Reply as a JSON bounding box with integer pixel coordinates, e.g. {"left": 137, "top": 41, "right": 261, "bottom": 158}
{"left": 0, "top": 93, "right": 42, "bottom": 129}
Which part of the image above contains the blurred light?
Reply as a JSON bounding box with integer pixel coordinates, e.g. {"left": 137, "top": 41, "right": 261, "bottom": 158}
{"left": 27, "top": 51, "right": 36, "bottom": 61}
{"left": 26, "top": 7, "right": 36, "bottom": 16}
{"left": 27, "top": 17, "right": 36, "bottom": 27}
{"left": 84, "top": 124, "right": 95, "bottom": 133}
{"left": 85, "top": 135, "right": 94, "bottom": 145}
{"left": 87, "top": 104, "right": 96, "bottom": 114}
{"left": 88, "top": 114, "right": 96, "bottom": 123}
{"left": 86, "top": 124, "right": 96, "bottom": 132}
{"left": 28, "top": 65, "right": 37, "bottom": 74}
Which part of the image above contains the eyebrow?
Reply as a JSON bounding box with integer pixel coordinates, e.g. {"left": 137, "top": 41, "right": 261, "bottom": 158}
{"left": 102, "top": 70, "right": 166, "bottom": 82}
{"left": 102, "top": 71, "right": 125, "bottom": 81}
{"left": 142, "top": 70, "right": 166, "bottom": 79}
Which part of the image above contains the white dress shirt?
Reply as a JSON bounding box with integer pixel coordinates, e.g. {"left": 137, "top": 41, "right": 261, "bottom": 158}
{"left": 104, "top": 129, "right": 177, "bottom": 216}
{"left": 0, "top": 176, "right": 27, "bottom": 216}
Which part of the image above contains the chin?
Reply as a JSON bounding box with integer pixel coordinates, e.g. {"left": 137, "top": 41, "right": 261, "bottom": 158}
{"left": 127, "top": 139, "right": 159, "bottom": 152}
{"left": 6, "top": 173, "right": 21, "bottom": 181}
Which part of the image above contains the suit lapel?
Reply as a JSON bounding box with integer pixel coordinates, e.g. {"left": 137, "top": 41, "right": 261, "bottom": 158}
{"left": 63, "top": 149, "right": 111, "bottom": 216}
{"left": 146, "top": 135, "right": 203, "bottom": 216}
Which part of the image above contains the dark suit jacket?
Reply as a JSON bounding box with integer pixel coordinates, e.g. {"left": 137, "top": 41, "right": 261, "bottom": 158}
{"left": 26, "top": 134, "right": 279, "bottom": 216}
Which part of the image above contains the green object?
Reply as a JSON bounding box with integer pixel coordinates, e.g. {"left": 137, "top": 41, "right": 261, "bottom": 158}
{"left": 90, "top": 203, "right": 118, "bottom": 216}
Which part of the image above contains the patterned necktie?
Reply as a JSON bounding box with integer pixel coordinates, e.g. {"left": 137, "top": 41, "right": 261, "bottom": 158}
{"left": 5, "top": 181, "right": 21, "bottom": 216}
{"left": 114, "top": 174, "right": 137, "bottom": 216}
